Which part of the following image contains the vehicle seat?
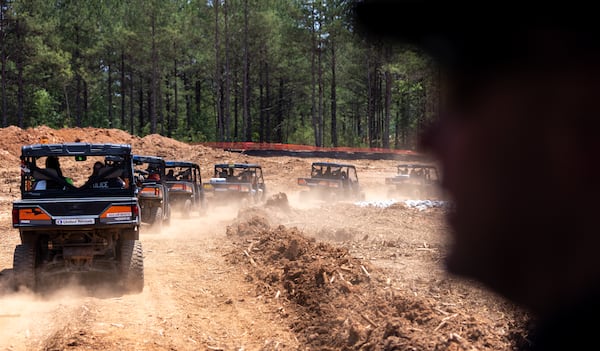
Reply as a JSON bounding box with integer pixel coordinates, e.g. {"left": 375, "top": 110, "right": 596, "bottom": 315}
{"left": 32, "top": 168, "right": 62, "bottom": 189}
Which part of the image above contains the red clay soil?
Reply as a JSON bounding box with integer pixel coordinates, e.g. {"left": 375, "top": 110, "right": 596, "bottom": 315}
{"left": 0, "top": 126, "right": 533, "bottom": 351}
{"left": 225, "top": 204, "right": 532, "bottom": 351}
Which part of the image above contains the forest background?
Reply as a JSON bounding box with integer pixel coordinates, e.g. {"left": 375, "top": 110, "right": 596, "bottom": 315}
{"left": 0, "top": 0, "right": 440, "bottom": 149}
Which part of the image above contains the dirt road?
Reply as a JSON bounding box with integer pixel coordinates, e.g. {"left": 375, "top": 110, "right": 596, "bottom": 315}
{"left": 0, "top": 126, "right": 532, "bottom": 350}
{"left": 0, "top": 207, "right": 301, "bottom": 351}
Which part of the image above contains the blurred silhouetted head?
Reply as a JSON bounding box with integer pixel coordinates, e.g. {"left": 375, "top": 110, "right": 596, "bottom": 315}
{"left": 355, "top": 0, "right": 600, "bottom": 318}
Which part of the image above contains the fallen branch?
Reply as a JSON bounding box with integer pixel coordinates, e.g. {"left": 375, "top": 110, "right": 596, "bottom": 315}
{"left": 359, "top": 312, "right": 379, "bottom": 328}
{"left": 356, "top": 294, "right": 367, "bottom": 305}
{"left": 434, "top": 313, "right": 458, "bottom": 332}
{"left": 435, "top": 307, "right": 450, "bottom": 316}
{"left": 340, "top": 265, "right": 353, "bottom": 272}
{"left": 243, "top": 250, "right": 257, "bottom": 266}
{"left": 360, "top": 265, "right": 371, "bottom": 278}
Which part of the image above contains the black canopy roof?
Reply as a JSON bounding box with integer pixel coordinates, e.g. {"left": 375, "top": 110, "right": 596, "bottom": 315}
{"left": 312, "top": 162, "right": 356, "bottom": 168}
{"left": 214, "top": 163, "right": 261, "bottom": 169}
{"left": 21, "top": 143, "right": 132, "bottom": 157}
{"left": 165, "top": 160, "right": 200, "bottom": 168}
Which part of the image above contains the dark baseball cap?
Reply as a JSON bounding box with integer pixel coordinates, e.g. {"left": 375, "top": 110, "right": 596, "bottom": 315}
{"left": 353, "top": 0, "right": 600, "bottom": 75}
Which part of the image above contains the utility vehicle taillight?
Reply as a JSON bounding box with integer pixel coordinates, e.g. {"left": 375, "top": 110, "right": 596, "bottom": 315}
{"left": 12, "top": 207, "right": 51, "bottom": 225}
{"left": 100, "top": 205, "right": 134, "bottom": 219}
{"left": 12, "top": 208, "right": 18, "bottom": 225}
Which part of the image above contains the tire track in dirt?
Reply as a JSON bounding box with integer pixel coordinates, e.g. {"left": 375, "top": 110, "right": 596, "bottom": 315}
{"left": 0, "top": 207, "right": 300, "bottom": 351}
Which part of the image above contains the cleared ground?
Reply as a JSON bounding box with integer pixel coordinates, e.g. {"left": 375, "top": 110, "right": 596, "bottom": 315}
{"left": 0, "top": 127, "right": 531, "bottom": 350}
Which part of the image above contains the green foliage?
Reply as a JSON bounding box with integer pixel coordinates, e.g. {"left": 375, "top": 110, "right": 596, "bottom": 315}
{"left": 287, "top": 124, "right": 315, "bottom": 146}
{"left": 0, "top": 0, "right": 434, "bottom": 149}
{"left": 31, "top": 89, "right": 61, "bottom": 128}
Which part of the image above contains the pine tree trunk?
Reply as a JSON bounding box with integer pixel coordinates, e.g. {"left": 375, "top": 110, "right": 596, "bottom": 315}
{"left": 173, "top": 59, "right": 178, "bottom": 135}
{"left": 158, "top": 77, "right": 164, "bottom": 135}
{"left": 214, "top": 0, "right": 223, "bottom": 141}
{"left": 383, "top": 70, "right": 392, "bottom": 149}
{"left": 330, "top": 40, "right": 337, "bottom": 147}
{"left": 317, "top": 14, "right": 324, "bottom": 147}
{"left": 83, "top": 80, "right": 88, "bottom": 125}
{"left": 195, "top": 79, "right": 201, "bottom": 124}
{"left": 366, "top": 57, "right": 373, "bottom": 147}
{"left": 16, "top": 19, "right": 23, "bottom": 128}
{"left": 138, "top": 80, "right": 144, "bottom": 133}
{"left": 258, "top": 60, "right": 264, "bottom": 143}
{"left": 0, "top": 0, "right": 6, "bottom": 127}
{"left": 74, "top": 27, "right": 82, "bottom": 127}
{"left": 165, "top": 77, "right": 171, "bottom": 137}
{"left": 150, "top": 14, "right": 158, "bottom": 134}
{"left": 121, "top": 51, "right": 126, "bottom": 129}
{"left": 394, "top": 97, "right": 400, "bottom": 149}
{"left": 234, "top": 71, "right": 239, "bottom": 140}
{"left": 310, "top": 2, "right": 318, "bottom": 147}
{"left": 130, "top": 70, "right": 135, "bottom": 135}
{"left": 75, "top": 75, "right": 82, "bottom": 127}
{"left": 401, "top": 92, "right": 409, "bottom": 147}
{"left": 184, "top": 73, "right": 191, "bottom": 131}
{"left": 0, "top": 40, "right": 6, "bottom": 127}
{"left": 108, "top": 60, "right": 113, "bottom": 127}
{"left": 265, "top": 61, "right": 271, "bottom": 143}
{"left": 243, "top": 0, "right": 251, "bottom": 141}
{"left": 223, "top": 0, "right": 231, "bottom": 141}
{"left": 276, "top": 78, "right": 284, "bottom": 143}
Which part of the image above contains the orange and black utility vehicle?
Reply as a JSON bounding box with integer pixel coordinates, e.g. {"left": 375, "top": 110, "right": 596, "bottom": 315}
{"left": 297, "top": 162, "right": 365, "bottom": 201}
{"left": 12, "top": 143, "right": 143, "bottom": 292}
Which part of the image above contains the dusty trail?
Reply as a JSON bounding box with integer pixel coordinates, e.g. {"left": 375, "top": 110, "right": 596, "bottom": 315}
{"left": 0, "top": 208, "right": 299, "bottom": 351}
{"left": 0, "top": 126, "right": 532, "bottom": 351}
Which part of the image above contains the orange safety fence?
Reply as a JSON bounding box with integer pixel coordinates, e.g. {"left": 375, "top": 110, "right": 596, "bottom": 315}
{"left": 198, "top": 142, "right": 419, "bottom": 156}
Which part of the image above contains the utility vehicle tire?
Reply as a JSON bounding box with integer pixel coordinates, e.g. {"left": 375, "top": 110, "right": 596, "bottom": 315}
{"left": 13, "top": 244, "right": 36, "bottom": 291}
{"left": 183, "top": 199, "right": 192, "bottom": 218}
{"left": 150, "top": 207, "right": 163, "bottom": 231}
{"left": 260, "top": 189, "right": 267, "bottom": 203}
{"left": 199, "top": 197, "right": 208, "bottom": 216}
{"left": 165, "top": 204, "right": 172, "bottom": 226}
{"left": 119, "top": 240, "right": 144, "bottom": 293}
{"left": 140, "top": 207, "right": 149, "bottom": 223}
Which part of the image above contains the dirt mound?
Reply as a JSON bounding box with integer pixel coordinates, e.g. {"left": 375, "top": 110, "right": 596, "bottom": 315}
{"left": 265, "top": 192, "right": 290, "bottom": 212}
{"left": 0, "top": 125, "right": 215, "bottom": 164}
{"left": 226, "top": 207, "right": 272, "bottom": 237}
{"left": 316, "top": 227, "right": 362, "bottom": 242}
{"left": 227, "top": 218, "right": 530, "bottom": 350}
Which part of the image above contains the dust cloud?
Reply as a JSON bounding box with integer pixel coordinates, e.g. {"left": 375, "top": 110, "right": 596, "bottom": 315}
{"left": 0, "top": 126, "right": 529, "bottom": 350}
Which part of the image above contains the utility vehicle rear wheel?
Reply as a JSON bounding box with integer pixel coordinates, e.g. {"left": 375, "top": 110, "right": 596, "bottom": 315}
{"left": 13, "top": 244, "right": 36, "bottom": 291}
{"left": 150, "top": 207, "right": 163, "bottom": 231}
{"left": 183, "top": 199, "right": 192, "bottom": 218}
{"left": 119, "top": 240, "right": 144, "bottom": 293}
